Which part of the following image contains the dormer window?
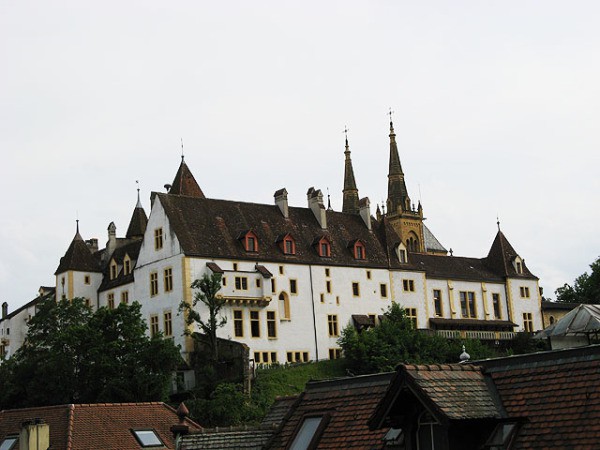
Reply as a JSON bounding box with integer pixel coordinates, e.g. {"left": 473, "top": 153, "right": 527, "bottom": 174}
{"left": 240, "top": 231, "right": 259, "bottom": 252}
{"left": 395, "top": 242, "right": 408, "bottom": 263}
{"left": 277, "top": 233, "right": 296, "bottom": 255}
{"left": 109, "top": 260, "right": 118, "bottom": 280}
{"left": 351, "top": 240, "right": 366, "bottom": 260}
{"left": 123, "top": 254, "right": 131, "bottom": 275}
{"left": 513, "top": 256, "right": 524, "bottom": 274}
{"left": 314, "top": 236, "right": 331, "bottom": 257}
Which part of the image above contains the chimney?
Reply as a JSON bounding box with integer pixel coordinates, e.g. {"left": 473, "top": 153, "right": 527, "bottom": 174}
{"left": 2, "top": 302, "right": 7, "bottom": 319}
{"left": 106, "top": 222, "right": 117, "bottom": 258}
{"left": 20, "top": 419, "right": 50, "bottom": 450}
{"left": 358, "top": 197, "right": 372, "bottom": 231}
{"left": 274, "top": 188, "right": 289, "bottom": 218}
{"left": 86, "top": 238, "right": 98, "bottom": 253}
{"left": 170, "top": 402, "right": 191, "bottom": 440}
{"left": 307, "top": 187, "right": 327, "bottom": 229}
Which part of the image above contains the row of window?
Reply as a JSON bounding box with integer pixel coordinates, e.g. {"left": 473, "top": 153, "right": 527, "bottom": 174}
{"left": 252, "top": 348, "right": 342, "bottom": 365}
{"left": 149, "top": 311, "right": 173, "bottom": 337}
{"left": 233, "top": 310, "right": 278, "bottom": 339}
{"left": 150, "top": 268, "right": 173, "bottom": 296}
{"left": 107, "top": 291, "right": 129, "bottom": 309}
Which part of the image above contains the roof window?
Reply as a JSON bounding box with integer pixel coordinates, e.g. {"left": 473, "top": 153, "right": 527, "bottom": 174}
{"left": 289, "top": 415, "right": 330, "bottom": 450}
{"left": 277, "top": 233, "right": 296, "bottom": 255}
{"left": 315, "top": 236, "right": 331, "bottom": 257}
{"left": 239, "top": 230, "right": 259, "bottom": 253}
{"left": 131, "top": 429, "right": 164, "bottom": 448}
{"left": 350, "top": 240, "right": 366, "bottom": 260}
{"left": 0, "top": 437, "right": 18, "bottom": 450}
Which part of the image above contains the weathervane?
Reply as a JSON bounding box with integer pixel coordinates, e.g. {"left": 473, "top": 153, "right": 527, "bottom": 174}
{"left": 388, "top": 107, "right": 394, "bottom": 122}
{"left": 181, "top": 138, "right": 184, "bottom": 161}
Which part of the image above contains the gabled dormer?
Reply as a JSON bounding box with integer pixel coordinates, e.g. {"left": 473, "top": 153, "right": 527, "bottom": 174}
{"left": 395, "top": 242, "right": 408, "bottom": 263}
{"left": 239, "top": 230, "right": 259, "bottom": 253}
{"left": 123, "top": 253, "right": 132, "bottom": 275}
{"left": 277, "top": 233, "right": 296, "bottom": 255}
{"left": 349, "top": 239, "right": 366, "bottom": 260}
{"left": 513, "top": 255, "right": 524, "bottom": 275}
{"left": 109, "top": 258, "right": 119, "bottom": 280}
{"left": 313, "top": 236, "right": 331, "bottom": 257}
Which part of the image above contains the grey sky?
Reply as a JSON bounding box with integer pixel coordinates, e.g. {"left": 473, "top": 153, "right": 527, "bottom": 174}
{"left": 2, "top": 1, "right": 599, "bottom": 310}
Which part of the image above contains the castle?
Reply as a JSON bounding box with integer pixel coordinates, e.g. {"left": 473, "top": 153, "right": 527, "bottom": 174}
{"left": 1, "top": 120, "right": 543, "bottom": 367}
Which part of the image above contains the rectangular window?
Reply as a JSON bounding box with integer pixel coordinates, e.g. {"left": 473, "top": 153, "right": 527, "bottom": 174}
{"left": 247, "top": 236, "right": 257, "bottom": 252}
{"left": 110, "top": 262, "right": 118, "bottom": 280}
{"left": 520, "top": 286, "right": 530, "bottom": 298}
{"left": 523, "top": 312, "right": 534, "bottom": 332}
{"left": 325, "top": 268, "right": 330, "bottom": 277}
{"left": 271, "top": 278, "right": 276, "bottom": 293}
{"left": 492, "top": 293, "right": 501, "bottom": 319}
{"left": 402, "top": 279, "right": 415, "bottom": 292}
{"left": 433, "top": 289, "right": 442, "bottom": 316}
{"left": 405, "top": 308, "right": 417, "bottom": 328}
{"left": 107, "top": 293, "right": 115, "bottom": 309}
{"left": 326, "top": 280, "right": 331, "bottom": 293}
{"left": 250, "top": 311, "right": 260, "bottom": 337}
{"left": 380, "top": 283, "right": 388, "bottom": 298}
{"left": 164, "top": 311, "right": 173, "bottom": 337}
{"left": 235, "top": 277, "right": 248, "bottom": 290}
{"left": 287, "top": 351, "right": 310, "bottom": 363}
{"left": 399, "top": 249, "right": 407, "bottom": 263}
{"left": 154, "top": 228, "right": 163, "bottom": 250}
{"left": 124, "top": 258, "right": 131, "bottom": 275}
{"left": 279, "top": 265, "right": 284, "bottom": 275}
{"left": 460, "top": 291, "right": 477, "bottom": 318}
{"left": 233, "top": 310, "right": 244, "bottom": 337}
{"left": 222, "top": 276, "right": 227, "bottom": 286}
{"left": 164, "top": 268, "right": 173, "bottom": 292}
{"left": 84, "top": 275, "right": 91, "bottom": 285}
{"left": 366, "top": 270, "right": 371, "bottom": 279}
{"left": 150, "top": 315, "right": 159, "bottom": 337}
{"left": 150, "top": 272, "right": 159, "bottom": 296}
{"left": 233, "top": 262, "right": 238, "bottom": 271}
{"left": 329, "top": 348, "right": 342, "bottom": 359}
{"left": 352, "top": 282, "right": 360, "bottom": 297}
{"left": 290, "top": 279, "right": 298, "bottom": 294}
{"left": 267, "top": 311, "right": 277, "bottom": 338}
{"left": 320, "top": 293, "right": 325, "bottom": 303}
{"left": 327, "top": 314, "right": 339, "bottom": 337}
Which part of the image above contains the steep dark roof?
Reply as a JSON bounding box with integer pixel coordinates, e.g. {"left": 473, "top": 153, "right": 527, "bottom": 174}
{"left": 485, "top": 231, "right": 537, "bottom": 279}
{"left": 0, "top": 402, "right": 202, "bottom": 450}
{"left": 98, "top": 240, "right": 142, "bottom": 292}
{"left": 541, "top": 300, "right": 581, "bottom": 311}
{"left": 125, "top": 205, "right": 148, "bottom": 239}
{"left": 55, "top": 233, "right": 102, "bottom": 275}
{"left": 0, "top": 288, "right": 54, "bottom": 324}
{"left": 411, "top": 253, "right": 505, "bottom": 282}
{"left": 156, "top": 193, "right": 399, "bottom": 269}
{"left": 168, "top": 159, "right": 205, "bottom": 198}
{"left": 479, "top": 345, "right": 600, "bottom": 449}
{"left": 269, "top": 372, "right": 394, "bottom": 449}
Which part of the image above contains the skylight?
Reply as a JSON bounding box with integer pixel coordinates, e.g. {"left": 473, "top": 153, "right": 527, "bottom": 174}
{"left": 289, "top": 416, "right": 324, "bottom": 450}
{"left": 0, "top": 436, "right": 18, "bottom": 450}
{"left": 131, "top": 429, "right": 164, "bottom": 447}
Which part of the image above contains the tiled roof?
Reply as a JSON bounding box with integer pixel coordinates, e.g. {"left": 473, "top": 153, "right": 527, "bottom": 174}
{"left": 168, "top": 159, "right": 205, "bottom": 198}
{"left": 269, "top": 372, "right": 394, "bottom": 449}
{"left": 126, "top": 205, "right": 148, "bottom": 239}
{"left": 429, "top": 318, "right": 516, "bottom": 330}
{"left": 479, "top": 345, "right": 600, "bottom": 449}
{"left": 260, "top": 396, "right": 299, "bottom": 428}
{"left": 181, "top": 427, "right": 275, "bottom": 450}
{"left": 0, "top": 288, "right": 54, "bottom": 324}
{"left": 0, "top": 402, "right": 201, "bottom": 450}
{"left": 98, "top": 240, "right": 142, "bottom": 292}
{"left": 156, "top": 193, "right": 401, "bottom": 269}
{"left": 55, "top": 233, "right": 102, "bottom": 275}
{"left": 410, "top": 253, "right": 505, "bottom": 282}
{"left": 541, "top": 300, "right": 581, "bottom": 311}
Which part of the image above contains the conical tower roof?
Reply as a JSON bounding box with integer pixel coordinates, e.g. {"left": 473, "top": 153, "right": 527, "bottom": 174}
{"left": 342, "top": 135, "right": 360, "bottom": 214}
{"left": 386, "top": 120, "right": 410, "bottom": 215}
{"left": 169, "top": 158, "right": 205, "bottom": 198}
{"left": 485, "top": 230, "right": 536, "bottom": 278}
{"left": 126, "top": 190, "right": 148, "bottom": 238}
{"left": 55, "top": 222, "right": 101, "bottom": 275}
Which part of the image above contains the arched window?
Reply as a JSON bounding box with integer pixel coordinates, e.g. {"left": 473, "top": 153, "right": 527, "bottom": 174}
{"left": 278, "top": 292, "right": 291, "bottom": 320}
{"left": 352, "top": 240, "right": 366, "bottom": 260}
{"left": 406, "top": 232, "right": 420, "bottom": 252}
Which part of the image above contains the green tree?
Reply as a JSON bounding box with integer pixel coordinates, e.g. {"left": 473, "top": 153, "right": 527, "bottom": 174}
{"left": 555, "top": 256, "right": 600, "bottom": 304}
{"left": 0, "top": 298, "right": 181, "bottom": 409}
{"left": 338, "top": 303, "right": 496, "bottom": 374}
{"left": 180, "top": 273, "right": 226, "bottom": 361}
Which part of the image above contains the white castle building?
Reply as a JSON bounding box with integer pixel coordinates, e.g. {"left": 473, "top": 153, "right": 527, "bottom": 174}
{"left": 1, "top": 120, "right": 544, "bottom": 364}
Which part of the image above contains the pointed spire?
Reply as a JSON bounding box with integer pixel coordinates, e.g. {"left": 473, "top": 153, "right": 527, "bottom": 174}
{"left": 342, "top": 127, "right": 360, "bottom": 214}
{"left": 55, "top": 221, "right": 100, "bottom": 275}
{"left": 127, "top": 182, "right": 148, "bottom": 239}
{"left": 75, "top": 219, "right": 82, "bottom": 240}
{"left": 169, "top": 155, "right": 206, "bottom": 198}
{"left": 136, "top": 180, "right": 143, "bottom": 208}
{"left": 386, "top": 109, "right": 410, "bottom": 216}
{"left": 327, "top": 188, "right": 332, "bottom": 211}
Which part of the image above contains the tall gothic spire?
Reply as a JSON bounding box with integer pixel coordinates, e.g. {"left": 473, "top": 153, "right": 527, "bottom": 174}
{"left": 386, "top": 116, "right": 410, "bottom": 216}
{"left": 342, "top": 129, "right": 360, "bottom": 214}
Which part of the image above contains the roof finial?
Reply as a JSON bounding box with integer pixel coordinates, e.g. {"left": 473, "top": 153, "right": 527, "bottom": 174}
{"left": 327, "top": 187, "right": 332, "bottom": 211}
{"left": 344, "top": 125, "right": 349, "bottom": 147}
{"left": 181, "top": 138, "right": 184, "bottom": 162}
{"left": 76, "top": 218, "right": 79, "bottom": 234}
{"left": 388, "top": 107, "right": 395, "bottom": 130}
{"left": 136, "top": 180, "right": 142, "bottom": 208}
{"left": 459, "top": 345, "right": 470, "bottom": 363}
{"left": 497, "top": 215, "right": 501, "bottom": 231}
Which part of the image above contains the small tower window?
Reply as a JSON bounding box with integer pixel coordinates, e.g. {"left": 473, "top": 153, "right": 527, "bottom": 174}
{"left": 109, "top": 260, "right": 118, "bottom": 280}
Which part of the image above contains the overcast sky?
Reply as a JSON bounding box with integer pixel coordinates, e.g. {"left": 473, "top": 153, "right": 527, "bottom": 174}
{"left": 2, "top": 1, "right": 599, "bottom": 311}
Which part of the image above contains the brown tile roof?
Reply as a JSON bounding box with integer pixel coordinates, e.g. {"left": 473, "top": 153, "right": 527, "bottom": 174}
{"left": 168, "top": 159, "right": 205, "bottom": 198}
{"left": 55, "top": 232, "right": 102, "bottom": 275}
{"left": 156, "top": 193, "right": 399, "bottom": 269}
{"left": 268, "top": 372, "right": 394, "bottom": 449}
{"left": 98, "top": 240, "right": 142, "bottom": 292}
{"left": 410, "top": 253, "right": 505, "bottom": 282}
{"left": 485, "top": 230, "right": 537, "bottom": 279}
{"left": 479, "top": 345, "right": 600, "bottom": 449}
{"left": 181, "top": 427, "right": 276, "bottom": 450}
{"left": 429, "top": 318, "right": 516, "bottom": 330}
{"left": 0, "top": 402, "right": 202, "bottom": 450}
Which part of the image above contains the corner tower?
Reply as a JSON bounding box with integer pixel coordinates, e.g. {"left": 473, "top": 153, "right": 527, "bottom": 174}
{"left": 385, "top": 118, "right": 425, "bottom": 253}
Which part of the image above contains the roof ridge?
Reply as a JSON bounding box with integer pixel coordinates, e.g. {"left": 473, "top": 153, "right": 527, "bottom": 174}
{"left": 403, "top": 363, "right": 482, "bottom": 372}
{"left": 66, "top": 404, "right": 75, "bottom": 450}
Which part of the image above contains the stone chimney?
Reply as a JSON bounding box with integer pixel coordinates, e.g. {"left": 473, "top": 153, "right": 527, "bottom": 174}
{"left": 307, "top": 187, "right": 327, "bottom": 229}
{"left": 274, "top": 188, "right": 289, "bottom": 218}
{"left": 20, "top": 419, "right": 50, "bottom": 450}
{"left": 86, "top": 238, "right": 99, "bottom": 253}
{"left": 170, "top": 402, "right": 191, "bottom": 440}
{"left": 358, "top": 197, "right": 371, "bottom": 231}
{"left": 1, "top": 302, "right": 7, "bottom": 319}
{"left": 106, "top": 222, "right": 117, "bottom": 258}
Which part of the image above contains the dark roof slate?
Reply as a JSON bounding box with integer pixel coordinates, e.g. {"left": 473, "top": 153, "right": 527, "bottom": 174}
{"left": 411, "top": 253, "right": 505, "bottom": 282}
{"left": 98, "top": 240, "right": 142, "bottom": 292}
{"left": 485, "top": 231, "right": 537, "bottom": 279}
{"left": 157, "top": 193, "right": 400, "bottom": 269}
{"left": 125, "top": 205, "right": 148, "bottom": 239}
{"left": 181, "top": 427, "right": 275, "bottom": 450}
{"left": 55, "top": 233, "right": 102, "bottom": 275}
{"left": 269, "top": 372, "right": 394, "bottom": 449}
{"left": 168, "top": 160, "right": 205, "bottom": 198}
